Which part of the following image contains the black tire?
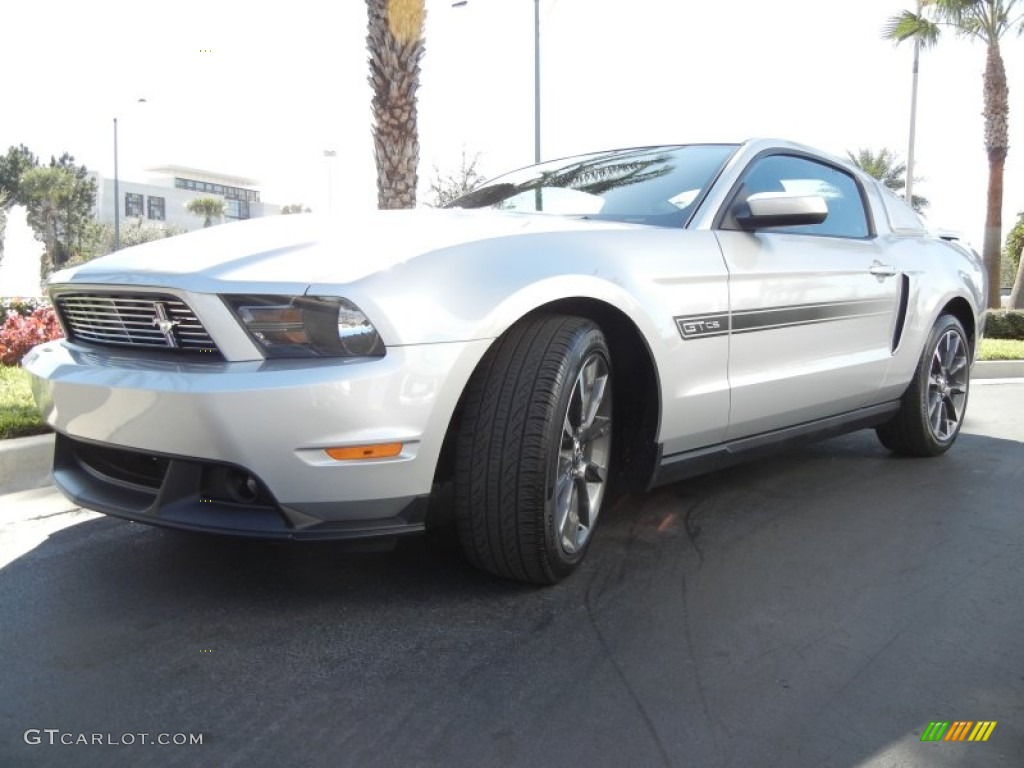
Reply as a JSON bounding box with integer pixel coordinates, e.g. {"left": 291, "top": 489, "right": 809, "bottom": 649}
{"left": 454, "top": 315, "right": 613, "bottom": 584}
{"left": 876, "top": 313, "right": 970, "bottom": 457}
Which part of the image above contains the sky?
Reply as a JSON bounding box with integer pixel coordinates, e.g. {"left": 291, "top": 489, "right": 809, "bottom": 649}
{"left": 1, "top": 0, "right": 1022, "bottom": 253}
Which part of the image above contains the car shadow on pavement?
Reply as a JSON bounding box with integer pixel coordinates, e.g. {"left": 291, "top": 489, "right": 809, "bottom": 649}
{"left": 2, "top": 430, "right": 1022, "bottom": 768}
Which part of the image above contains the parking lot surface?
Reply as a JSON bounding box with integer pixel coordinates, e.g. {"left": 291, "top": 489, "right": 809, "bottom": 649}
{"left": 1, "top": 381, "right": 1022, "bottom": 767}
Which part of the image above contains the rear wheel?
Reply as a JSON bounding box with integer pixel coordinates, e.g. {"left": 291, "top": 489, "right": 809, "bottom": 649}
{"left": 454, "top": 315, "right": 613, "bottom": 584}
{"left": 876, "top": 313, "right": 970, "bottom": 457}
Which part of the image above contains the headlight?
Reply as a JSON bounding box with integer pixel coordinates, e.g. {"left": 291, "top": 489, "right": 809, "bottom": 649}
{"left": 223, "top": 295, "right": 385, "bottom": 358}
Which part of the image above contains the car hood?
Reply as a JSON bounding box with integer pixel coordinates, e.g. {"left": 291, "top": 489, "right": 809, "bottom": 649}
{"left": 50, "top": 209, "right": 646, "bottom": 293}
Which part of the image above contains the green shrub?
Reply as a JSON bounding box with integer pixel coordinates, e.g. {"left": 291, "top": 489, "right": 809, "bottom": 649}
{"left": 0, "top": 365, "right": 48, "bottom": 439}
{"left": 984, "top": 310, "right": 1024, "bottom": 340}
{"left": 1, "top": 296, "right": 50, "bottom": 318}
{"left": 978, "top": 338, "right": 1024, "bottom": 360}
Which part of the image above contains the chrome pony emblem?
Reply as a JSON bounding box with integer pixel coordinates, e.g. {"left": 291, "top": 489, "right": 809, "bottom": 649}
{"left": 152, "top": 302, "right": 180, "bottom": 348}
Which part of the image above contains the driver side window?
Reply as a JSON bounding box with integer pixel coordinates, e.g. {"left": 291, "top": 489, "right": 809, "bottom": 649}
{"left": 735, "top": 154, "right": 870, "bottom": 238}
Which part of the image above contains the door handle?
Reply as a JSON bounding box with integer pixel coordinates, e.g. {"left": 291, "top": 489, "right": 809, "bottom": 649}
{"left": 869, "top": 262, "right": 898, "bottom": 278}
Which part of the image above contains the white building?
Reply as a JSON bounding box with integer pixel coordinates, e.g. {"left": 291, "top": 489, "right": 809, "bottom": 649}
{"left": 92, "top": 165, "right": 281, "bottom": 233}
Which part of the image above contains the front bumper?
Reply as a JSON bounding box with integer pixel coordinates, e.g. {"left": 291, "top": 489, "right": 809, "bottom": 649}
{"left": 23, "top": 338, "right": 489, "bottom": 538}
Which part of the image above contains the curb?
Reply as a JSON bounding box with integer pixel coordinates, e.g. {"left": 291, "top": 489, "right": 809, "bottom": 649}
{"left": 0, "top": 433, "right": 54, "bottom": 494}
{"left": 973, "top": 360, "right": 1024, "bottom": 379}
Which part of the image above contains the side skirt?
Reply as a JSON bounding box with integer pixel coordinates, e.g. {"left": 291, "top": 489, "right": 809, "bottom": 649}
{"left": 650, "top": 401, "right": 901, "bottom": 489}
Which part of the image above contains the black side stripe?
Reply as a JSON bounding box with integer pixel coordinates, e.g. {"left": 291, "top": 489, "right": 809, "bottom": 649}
{"left": 675, "top": 298, "right": 892, "bottom": 340}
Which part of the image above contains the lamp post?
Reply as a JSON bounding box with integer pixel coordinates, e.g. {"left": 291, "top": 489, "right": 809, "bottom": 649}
{"left": 453, "top": 0, "right": 541, "bottom": 164}
{"left": 324, "top": 149, "right": 337, "bottom": 215}
{"left": 533, "top": 0, "right": 540, "bottom": 164}
{"left": 112, "top": 98, "right": 147, "bottom": 251}
{"left": 113, "top": 117, "right": 120, "bottom": 251}
{"left": 905, "top": 32, "right": 920, "bottom": 205}
{"left": 904, "top": 0, "right": 922, "bottom": 207}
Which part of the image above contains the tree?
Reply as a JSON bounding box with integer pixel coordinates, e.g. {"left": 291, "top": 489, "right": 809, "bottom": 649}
{"left": 1006, "top": 210, "right": 1024, "bottom": 305}
{"left": 76, "top": 218, "right": 187, "bottom": 262}
{"left": 886, "top": 0, "right": 1024, "bottom": 309}
{"left": 847, "top": 147, "right": 930, "bottom": 213}
{"left": 47, "top": 153, "right": 98, "bottom": 264}
{"left": 0, "top": 144, "right": 38, "bottom": 207}
{"left": 3, "top": 149, "right": 96, "bottom": 272}
{"left": 0, "top": 192, "right": 7, "bottom": 266}
{"left": 19, "top": 165, "right": 96, "bottom": 274}
{"left": 427, "top": 150, "right": 486, "bottom": 207}
{"left": 280, "top": 204, "right": 312, "bottom": 214}
{"left": 185, "top": 196, "right": 225, "bottom": 227}
{"left": 366, "top": 0, "right": 426, "bottom": 209}
{"left": 0, "top": 144, "right": 39, "bottom": 265}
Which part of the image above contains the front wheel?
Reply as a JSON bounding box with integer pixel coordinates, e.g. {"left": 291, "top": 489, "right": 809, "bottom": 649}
{"left": 876, "top": 313, "right": 970, "bottom": 457}
{"left": 454, "top": 315, "right": 613, "bottom": 584}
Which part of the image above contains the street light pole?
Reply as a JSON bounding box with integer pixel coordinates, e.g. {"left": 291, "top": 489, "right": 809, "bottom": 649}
{"left": 112, "top": 98, "right": 146, "bottom": 252}
{"left": 113, "top": 117, "right": 120, "bottom": 251}
{"left": 452, "top": 0, "right": 542, "bottom": 164}
{"left": 534, "top": 0, "right": 540, "bottom": 164}
{"left": 905, "top": 35, "right": 920, "bottom": 206}
{"left": 324, "top": 149, "right": 337, "bottom": 215}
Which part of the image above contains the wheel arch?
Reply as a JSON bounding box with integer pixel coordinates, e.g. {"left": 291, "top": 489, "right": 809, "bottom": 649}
{"left": 431, "top": 297, "right": 662, "bottom": 500}
{"left": 939, "top": 296, "right": 978, "bottom": 356}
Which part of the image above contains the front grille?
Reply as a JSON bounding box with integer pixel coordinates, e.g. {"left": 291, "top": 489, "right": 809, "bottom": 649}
{"left": 55, "top": 292, "right": 219, "bottom": 354}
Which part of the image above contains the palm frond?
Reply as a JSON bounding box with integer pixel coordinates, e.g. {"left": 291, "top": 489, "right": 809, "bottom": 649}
{"left": 930, "top": 0, "right": 1018, "bottom": 40}
{"left": 883, "top": 10, "right": 942, "bottom": 47}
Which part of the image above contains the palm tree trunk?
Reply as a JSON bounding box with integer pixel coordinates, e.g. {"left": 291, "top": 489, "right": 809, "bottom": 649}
{"left": 367, "top": 0, "right": 425, "bottom": 209}
{"left": 1008, "top": 258, "right": 1024, "bottom": 308}
{"left": 981, "top": 38, "right": 1009, "bottom": 309}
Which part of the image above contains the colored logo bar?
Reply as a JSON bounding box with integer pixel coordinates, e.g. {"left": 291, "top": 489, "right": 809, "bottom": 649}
{"left": 921, "top": 721, "right": 997, "bottom": 742}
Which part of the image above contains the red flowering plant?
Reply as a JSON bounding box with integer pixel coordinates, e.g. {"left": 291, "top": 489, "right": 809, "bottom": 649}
{"left": 0, "top": 305, "right": 64, "bottom": 366}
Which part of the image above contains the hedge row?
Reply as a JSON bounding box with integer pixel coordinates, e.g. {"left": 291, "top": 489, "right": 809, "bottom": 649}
{"left": 984, "top": 310, "right": 1024, "bottom": 340}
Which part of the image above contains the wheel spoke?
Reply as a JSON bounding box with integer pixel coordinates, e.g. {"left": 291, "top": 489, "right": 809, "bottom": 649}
{"left": 583, "top": 459, "right": 608, "bottom": 484}
{"left": 579, "top": 414, "right": 611, "bottom": 443}
{"left": 575, "top": 475, "right": 592, "bottom": 530}
{"left": 582, "top": 378, "right": 608, "bottom": 433}
{"left": 944, "top": 334, "right": 961, "bottom": 370}
{"left": 562, "top": 412, "right": 575, "bottom": 446}
{"left": 557, "top": 452, "right": 573, "bottom": 477}
{"left": 576, "top": 363, "right": 594, "bottom": 429}
{"left": 928, "top": 393, "right": 943, "bottom": 434}
{"left": 554, "top": 473, "right": 575, "bottom": 549}
{"left": 943, "top": 395, "right": 960, "bottom": 428}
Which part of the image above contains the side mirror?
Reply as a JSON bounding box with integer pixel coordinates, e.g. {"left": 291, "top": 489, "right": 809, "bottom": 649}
{"left": 734, "top": 192, "right": 828, "bottom": 230}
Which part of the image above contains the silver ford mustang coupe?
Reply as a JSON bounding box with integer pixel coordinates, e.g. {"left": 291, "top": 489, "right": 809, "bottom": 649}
{"left": 24, "top": 139, "right": 985, "bottom": 584}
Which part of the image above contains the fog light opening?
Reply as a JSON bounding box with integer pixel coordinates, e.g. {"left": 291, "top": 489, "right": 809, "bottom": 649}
{"left": 226, "top": 470, "right": 260, "bottom": 504}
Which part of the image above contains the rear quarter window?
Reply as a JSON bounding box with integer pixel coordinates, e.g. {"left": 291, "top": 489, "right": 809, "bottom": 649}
{"left": 879, "top": 185, "right": 926, "bottom": 234}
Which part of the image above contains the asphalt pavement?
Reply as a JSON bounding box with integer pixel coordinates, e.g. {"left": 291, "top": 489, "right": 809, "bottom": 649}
{"left": 1, "top": 380, "right": 1022, "bottom": 768}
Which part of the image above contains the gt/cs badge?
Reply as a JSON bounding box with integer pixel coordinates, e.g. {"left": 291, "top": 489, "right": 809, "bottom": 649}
{"left": 674, "top": 313, "right": 730, "bottom": 339}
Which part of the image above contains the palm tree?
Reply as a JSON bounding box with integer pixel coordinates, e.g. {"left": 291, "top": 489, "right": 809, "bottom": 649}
{"left": 847, "top": 148, "right": 929, "bottom": 213}
{"left": 185, "top": 196, "right": 225, "bottom": 228}
{"left": 366, "top": 0, "right": 426, "bottom": 209}
{"left": 884, "top": 2, "right": 936, "bottom": 206}
{"left": 886, "top": 0, "right": 1024, "bottom": 309}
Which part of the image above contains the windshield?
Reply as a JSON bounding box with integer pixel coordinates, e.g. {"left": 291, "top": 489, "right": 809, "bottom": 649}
{"left": 447, "top": 144, "right": 738, "bottom": 227}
